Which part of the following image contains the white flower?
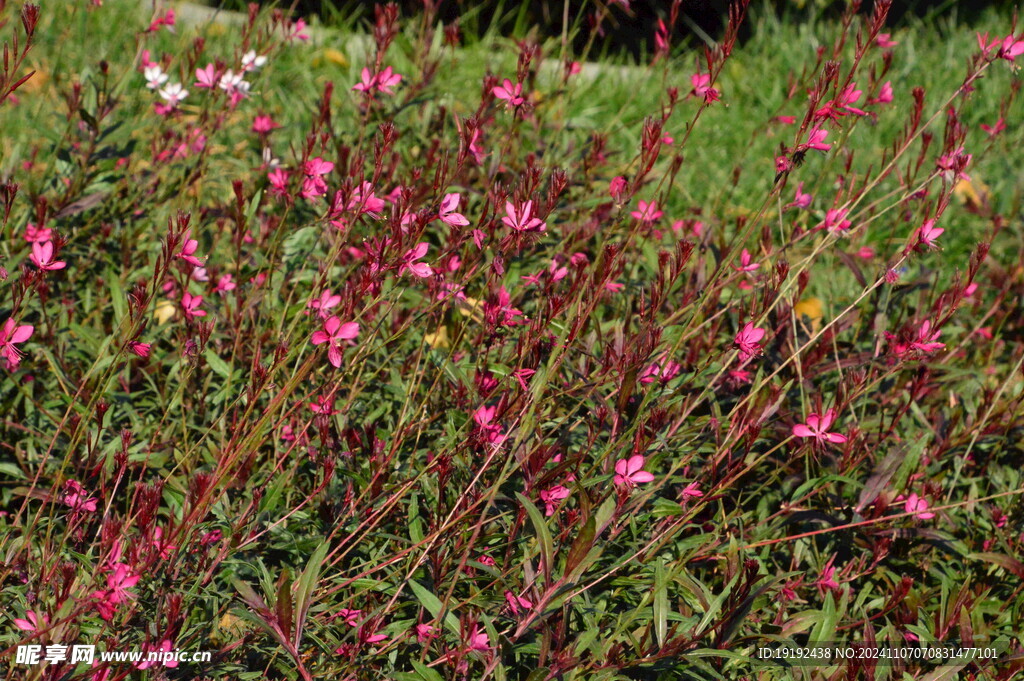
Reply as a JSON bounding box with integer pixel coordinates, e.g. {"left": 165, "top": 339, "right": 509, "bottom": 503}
{"left": 262, "top": 147, "right": 280, "bottom": 169}
{"left": 144, "top": 65, "right": 168, "bottom": 89}
{"left": 158, "top": 82, "right": 188, "bottom": 106}
{"left": 218, "top": 70, "right": 251, "bottom": 97}
{"left": 219, "top": 69, "right": 241, "bottom": 90}
{"left": 241, "top": 50, "right": 267, "bottom": 72}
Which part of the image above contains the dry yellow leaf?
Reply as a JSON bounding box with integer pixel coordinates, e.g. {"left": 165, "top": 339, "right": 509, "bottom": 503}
{"left": 19, "top": 66, "right": 48, "bottom": 93}
{"left": 313, "top": 48, "right": 349, "bottom": 68}
{"left": 154, "top": 299, "right": 176, "bottom": 324}
{"left": 205, "top": 23, "right": 228, "bottom": 38}
{"left": 794, "top": 297, "right": 822, "bottom": 321}
{"left": 456, "top": 296, "right": 484, "bottom": 323}
{"left": 794, "top": 297, "right": 823, "bottom": 332}
{"left": 953, "top": 177, "right": 989, "bottom": 207}
{"left": 211, "top": 611, "right": 248, "bottom": 643}
{"left": 424, "top": 325, "right": 450, "bottom": 349}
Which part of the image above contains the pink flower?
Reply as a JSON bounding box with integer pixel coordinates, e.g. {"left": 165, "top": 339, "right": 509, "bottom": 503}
{"left": 732, "top": 249, "right": 760, "bottom": 273}
{"left": 876, "top": 33, "right": 898, "bottom": 48}
{"left": 14, "top": 610, "right": 48, "bottom": 633}
{"left": 785, "top": 182, "right": 812, "bottom": 210}
{"left": 90, "top": 563, "right": 140, "bottom": 620}
{"left": 399, "top": 243, "right": 433, "bottom": 278}
{"left": 816, "top": 208, "right": 851, "bottom": 233}
{"left": 301, "top": 157, "right": 334, "bottom": 199}
{"left": 0, "top": 318, "right": 33, "bottom": 369}
{"left": 630, "top": 200, "right": 663, "bottom": 222}
{"left": 137, "top": 640, "right": 177, "bottom": 670}
{"left": 734, "top": 322, "right": 766, "bottom": 360}
{"left": 181, "top": 292, "right": 206, "bottom": 320}
{"left": 996, "top": 34, "right": 1024, "bottom": 62}
{"left": 128, "top": 341, "right": 152, "bottom": 358}
{"left": 465, "top": 623, "right": 490, "bottom": 652}
{"left": 253, "top": 114, "right": 280, "bottom": 134}
{"left": 374, "top": 66, "right": 402, "bottom": 94}
{"left": 915, "top": 219, "right": 943, "bottom": 249}
{"left": 334, "top": 608, "right": 362, "bottom": 626}
{"left": 473, "top": 405, "right": 506, "bottom": 445}
{"left": 328, "top": 182, "right": 386, "bottom": 228}
{"left": 215, "top": 274, "right": 236, "bottom": 294}
{"left": 680, "top": 482, "right": 703, "bottom": 499}
{"left": 792, "top": 409, "right": 847, "bottom": 444}
{"left": 24, "top": 222, "right": 52, "bottom": 243}
{"left": 268, "top": 168, "right": 290, "bottom": 197}
{"left": 504, "top": 591, "right": 533, "bottom": 616}
{"left": 307, "top": 289, "right": 341, "bottom": 317}
{"left": 352, "top": 66, "right": 402, "bottom": 96}
{"left": 609, "top": 176, "right": 628, "bottom": 203}
{"left": 835, "top": 83, "right": 867, "bottom": 116}
{"left": 146, "top": 8, "right": 175, "bottom": 33}
{"left": 613, "top": 454, "right": 655, "bottom": 487}
{"left": 175, "top": 229, "right": 205, "bottom": 267}
{"left": 905, "top": 493, "right": 935, "bottom": 520}
{"left": 30, "top": 241, "right": 66, "bottom": 270}
{"left": 501, "top": 200, "right": 546, "bottom": 232}
{"left": 415, "top": 623, "right": 438, "bottom": 644}
{"left": 311, "top": 317, "right": 359, "bottom": 368}
{"left": 483, "top": 286, "right": 524, "bottom": 326}
{"left": 62, "top": 480, "right": 98, "bottom": 513}
{"left": 286, "top": 18, "right": 310, "bottom": 42}
{"left": 439, "top": 192, "right": 469, "bottom": 226}
{"left": 870, "top": 80, "right": 893, "bottom": 105}
{"left": 309, "top": 394, "right": 336, "bottom": 415}
{"left": 936, "top": 147, "right": 972, "bottom": 182}
{"left": 910, "top": 320, "right": 944, "bottom": 354}
{"left": 780, "top": 579, "right": 802, "bottom": 602}
{"left": 815, "top": 555, "right": 841, "bottom": 593}
{"left": 539, "top": 485, "right": 570, "bottom": 516}
{"left": 512, "top": 368, "right": 535, "bottom": 390}
{"left": 150, "top": 527, "right": 177, "bottom": 560}
{"left": 639, "top": 356, "right": 681, "bottom": 384}
{"left": 492, "top": 78, "right": 525, "bottom": 108}
{"left": 351, "top": 70, "right": 373, "bottom": 94}
{"left": 980, "top": 118, "right": 1006, "bottom": 138}
{"left": 690, "top": 72, "right": 720, "bottom": 103}
{"left": 804, "top": 127, "right": 831, "bottom": 152}
{"left": 194, "top": 63, "right": 219, "bottom": 89}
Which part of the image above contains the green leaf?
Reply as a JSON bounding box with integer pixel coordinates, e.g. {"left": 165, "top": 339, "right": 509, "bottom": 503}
{"left": 563, "top": 516, "right": 596, "bottom": 580}
{"left": 407, "top": 580, "right": 460, "bottom": 636}
{"left": 293, "top": 541, "right": 329, "bottom": 645}
{"left": 517, "top": 493, "right": 554, "bottom": 585}
{"left": 653, "top": 559, "right": 668, "bottom": 648}
{"left": 205, "top": 349, "right": 233, "bottom": 380}
{"left": 410, "top": 661, "right": 444, "bottom": 681}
